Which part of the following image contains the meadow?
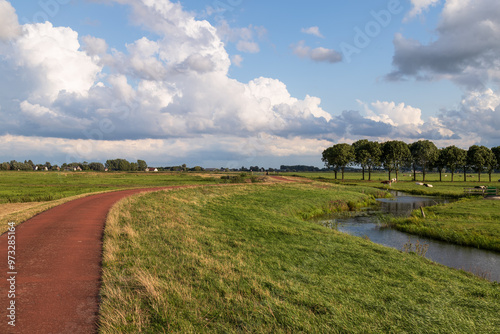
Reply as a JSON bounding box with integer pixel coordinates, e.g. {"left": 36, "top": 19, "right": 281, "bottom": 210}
{"left": 389, "top": 198, "right": 500, "bottom": 252}
{"left": 98, "top": 183, "right": 500, "bottom": 333}
{"left": 287, "top": 171, "right": 500, "bottom": 197}
{"left": 1, "top": 171, "right": 499, "bottom": 331}
{"left": 0, "top": 171, "right": 218, "bottom": 204}
{"left": 288, "top": 171, "right": 500, "bottom": 251}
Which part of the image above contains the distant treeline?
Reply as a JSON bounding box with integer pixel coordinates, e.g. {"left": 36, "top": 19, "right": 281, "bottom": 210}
{"left": 0, "top": 159, "right": 149, "bottom": 172}
{"left": 280, "top": 165, "right": 326, "bottom": 172}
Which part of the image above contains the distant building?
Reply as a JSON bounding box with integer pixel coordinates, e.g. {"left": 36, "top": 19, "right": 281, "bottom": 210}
{"left": 146, "top": 167, "right": 158, "bottom": 172}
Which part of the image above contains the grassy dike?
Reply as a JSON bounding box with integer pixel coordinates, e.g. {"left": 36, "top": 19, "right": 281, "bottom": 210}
{"left": 98, "top": 183, "right": 500, "bottom": 333}
{"left": 390, "top": 198, "right": 500, "bottom": 252}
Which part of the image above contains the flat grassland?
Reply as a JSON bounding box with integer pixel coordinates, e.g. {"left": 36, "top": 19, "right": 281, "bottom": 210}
{"left": 390, "top": 198, "right": 500, "bottom": 252}
{"left": 287, "top": 171, "right": 500, "bottom": 197}
{"left": 0, "top": 171, "right": 220, "bottom": 233}
{"left": 99, "top": 183, "right": 499, "bottom": 333}
{"left": 0, "top": 171, "right": 218, "bottom": 204}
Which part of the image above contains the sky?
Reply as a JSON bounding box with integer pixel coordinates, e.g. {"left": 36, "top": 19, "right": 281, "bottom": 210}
{"left": 0, "top": 0, "right": 499, "bottom": 168}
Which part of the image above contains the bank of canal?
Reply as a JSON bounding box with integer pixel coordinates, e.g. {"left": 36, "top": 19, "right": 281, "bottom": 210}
{"left": 320, "top": 192, "right": 500, "bottom": 282}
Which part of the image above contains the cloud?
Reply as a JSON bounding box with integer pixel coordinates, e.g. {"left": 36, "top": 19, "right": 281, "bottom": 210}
{"left": 301, "top": 26, "right": 324, "bottom": 38}
{"left": 0, "top": 0, "right": 21, "bottom": 41}
{"left": 236, "top": 40, "right": 260, "bottom": 53}
{"left": 0, "top": 0, "right": 339, "bottom": 158}
{"left": 0, "top": 133, "right": 333, "bottom": 168}
{"left": 362, "top": 100, "right": 425, "bottom": 127}
{"left": 231, "top": 54, "right": 243, "bottom": 67}
{"left": 292, "top": 40, "right": 342, "bottom": 63}
{"left": 388, "top": 0, "right": 500, "bottom": 89}
{"left": 404, "top": 0, "right": 440, "bottom": 21}
{"left": 337, "top": 110, "right": 394, "bottom": 137}
{"left": 3, "top": 0, "right": 494, "bottom": 167}
{"left": 438, "top": 88, "right": 500, "bottom": 146}
{"left": 4, "top": 21, "right": 102, "bottom": 104}
{"left": 349, "top": 99, "right": 459, "bottom": 144}
{"left": 81, "top": 35, "right": 108, "bottom": 56}
{"left": 217, "top": 21, "right": 266, "bottom": 54}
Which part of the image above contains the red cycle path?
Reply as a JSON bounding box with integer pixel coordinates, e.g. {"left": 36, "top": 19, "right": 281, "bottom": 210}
{"left": 0, "top": 178, "right": 290, "bottom": 333}
{"left": 0, "top": 187, "right": 184, "bottom": 334}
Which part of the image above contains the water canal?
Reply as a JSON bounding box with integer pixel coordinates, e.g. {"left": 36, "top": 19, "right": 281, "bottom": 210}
{"left": 320, "top": 192, "right": 500, "bottom": 282}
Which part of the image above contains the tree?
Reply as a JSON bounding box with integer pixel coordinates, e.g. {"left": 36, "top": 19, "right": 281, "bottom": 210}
{"left": 137, "top": 160, "right": 148, "bottom": 171}
{"left": 352, "top": 139, "right": 369, "bottom": 180}
{"left": 25, "top": 160, "right": 35, "bottom": 169}
{"left": 409, "top": 140, "right": 439, "bottom": 182}
{"left": 485, "top": 149, "right": 497, "bottom": 182}
{"left": 82, "top": 161, "right": 90, "bottom": 171}
{"left": 353, "top": 140, "right": 382, "bottom": 181}
{"left": 0, "top": 162, "right": 10, "bottom": 170}
{"left": 441, "top": 145, "right": 466, "bottom": 182}
{"left": 322, "top": 143, "right": 355, "bottom": 180}
{"left": 118, "top": 159, "right": 131, "bottom": 171}
{"left": 105, "top": 159, "right": 118, "bottom": 171}
{"left": 435, "top": 148, "right": 447, "bottom": 182}
{"left": 467, "top": 145, "right": 492, "bottom": 182}
{"left": 89, "top": 162, "right": 105, "bottom": 172}
{"left": 381, "top": 141, "right": 411, "bottom": 181}
{"left": 409, "top": 142, "right": 419, "bottom": 181}
{"left": 492, "top": 146, "right": 500, "bottom": 171}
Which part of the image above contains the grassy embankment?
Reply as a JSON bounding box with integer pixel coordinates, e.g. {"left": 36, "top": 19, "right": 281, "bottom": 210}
{"left": 390, "top": 198, "right": 500, "bottom": 252}
{"left": 99, "top": 183, "right": 499, "bottom": 333}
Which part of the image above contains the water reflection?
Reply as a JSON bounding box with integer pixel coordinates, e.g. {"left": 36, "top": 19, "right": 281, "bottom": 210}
{"left": 321, "top": 192, "right": 500, "bottom": 282}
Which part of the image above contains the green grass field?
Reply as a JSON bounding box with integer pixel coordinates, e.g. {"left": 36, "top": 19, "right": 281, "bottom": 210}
{"left": 287, "top": 171, "right": 500, "bottom": 197}
{"left": 0, "top": 171, "right": 219, "bottom": 203}
{"left": 390, "top": 198, "right": 500, "bottom": 252}
{"left": 98, "top": 183, "right": 500, "bottom": 333}
{"left": 1, "top": 170, "right": 498, "bottom": 204}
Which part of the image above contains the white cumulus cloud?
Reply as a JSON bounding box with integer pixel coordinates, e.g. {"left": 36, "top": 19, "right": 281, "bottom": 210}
{"left": 404, "top": 0, "right": 441, "bottom": 21}
{"left": 0, "top": 0, "right": 21, "bottom": 41}
{"left": 292, "top": 40, "right": 342, "bottom": 64}
{"left": 301, "top": 26, "right": 324, "bottom": 38}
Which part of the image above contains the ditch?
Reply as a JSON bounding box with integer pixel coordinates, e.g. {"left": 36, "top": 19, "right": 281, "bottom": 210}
{"left": 319, "top": 191, "right": 500, "bottom": 282}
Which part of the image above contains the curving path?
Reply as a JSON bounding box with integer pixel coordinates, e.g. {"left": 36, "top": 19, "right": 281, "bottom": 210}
{"left": 0, "top": 178, "right": 295, "bottom": 333}
{"left": 0, "top": 187, "right": 188, "bottom": 334}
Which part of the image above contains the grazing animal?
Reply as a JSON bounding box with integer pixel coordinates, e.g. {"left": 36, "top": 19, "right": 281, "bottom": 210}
{"left": 424, "top": 184, "right": 433, "bottom": 188}
{"left": 416, "top": 182, "right": 424, "bottom": 186}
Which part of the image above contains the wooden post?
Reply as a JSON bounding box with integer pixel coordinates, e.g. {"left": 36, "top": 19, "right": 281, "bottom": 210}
{"left": 420, "top": 207, "right": 426, "bottom": 218}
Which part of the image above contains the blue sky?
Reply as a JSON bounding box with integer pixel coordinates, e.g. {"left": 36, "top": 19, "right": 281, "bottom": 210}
{"left": 1, "top": 0, "right": 499, "bottom": 168}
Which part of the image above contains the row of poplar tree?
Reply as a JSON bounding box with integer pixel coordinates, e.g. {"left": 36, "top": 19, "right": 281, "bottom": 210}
{"left": 322, "top": 140, "right": 500, "bottom": 182}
